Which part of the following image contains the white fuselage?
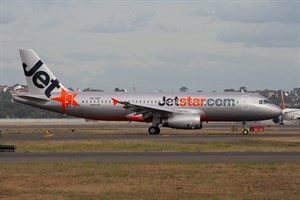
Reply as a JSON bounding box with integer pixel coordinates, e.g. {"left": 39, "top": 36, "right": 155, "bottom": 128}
{"left": 282, "top": 108, "right": 300, "bottom": 121}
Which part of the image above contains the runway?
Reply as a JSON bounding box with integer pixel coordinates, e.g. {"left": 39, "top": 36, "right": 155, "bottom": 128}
{"left": 1, "top": 121, "right": 299, "bottom": 132}
{"left": 1, "top": 152, "right": 299, "bottom": 163}
{"left": 1, "top": 133, "right": 300, "bottom": 142}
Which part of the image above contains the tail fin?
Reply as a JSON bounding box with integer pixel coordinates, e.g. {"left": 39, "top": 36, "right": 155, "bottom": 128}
{"left": 19, "top": 49, "right": 67, "bottom": 98}
{"left": 281, "top": 90, "right": 285, "bottom": 109}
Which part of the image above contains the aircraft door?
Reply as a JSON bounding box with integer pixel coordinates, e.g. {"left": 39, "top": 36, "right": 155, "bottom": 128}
{"left": 65, "top": 94, "right": 77, "bottom": 115}
{"left": 242, "top": 95, "right": 249, "bottom": 110}
{"left": 65, "top": 94, "right": 73, "bottom": 109}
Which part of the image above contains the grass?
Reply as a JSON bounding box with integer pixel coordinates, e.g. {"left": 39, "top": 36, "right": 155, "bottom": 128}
{"left": 1, "top": 127, "right": 299, "bottom": 199}
{"left": 2, "top": 139, "right": 300, "bottom": 152}
{"left": 248, "top": 137, "right": 300, "bottom": 144}
{"left": 0, "top": 162, "right": 299, "bottom": 200}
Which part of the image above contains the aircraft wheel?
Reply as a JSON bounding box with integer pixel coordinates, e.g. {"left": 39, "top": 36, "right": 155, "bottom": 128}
{"left": 242, "top": 128, "right": 249, "bottom": 135}
{"left": 155, "top": 127, "right": 160, "bottom": 134}
{"left": 148, "top": 126, "right": 160, "bottom": 135}
{"left": 279, "top": 122, "right": 285, "bottom": 125}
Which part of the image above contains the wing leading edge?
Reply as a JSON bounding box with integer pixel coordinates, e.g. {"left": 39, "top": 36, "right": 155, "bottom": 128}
{"left": 111, "top": 98, "right": 205, "bottom": 120}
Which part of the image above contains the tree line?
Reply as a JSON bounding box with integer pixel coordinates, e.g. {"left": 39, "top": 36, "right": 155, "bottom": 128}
{"left": 0, "top": 91, "right": 69, "bottom": 119}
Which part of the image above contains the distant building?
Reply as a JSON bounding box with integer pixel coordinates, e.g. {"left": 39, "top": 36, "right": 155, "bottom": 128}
{"left": 292, "top": 88, "right": 300, "bottom": 95}
{"left": 240, "top": 86, "right": 247, "bottom": 92}
{"left": 266, "top": 91, "right": 275, "bottom": 98}
{"left": 83, "top": 87, "right": 104, "bottom": 92}
{"left": 115, "top": 88, "right": 127, "bottom": 92}
{"left": 0, "top": 85, "right": 8, "bottom": 92}
{"left": 10, "top": 85, "right": 29, "bottom": 96}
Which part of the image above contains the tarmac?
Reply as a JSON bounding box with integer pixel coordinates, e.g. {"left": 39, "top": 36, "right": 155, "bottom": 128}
{"left": 1, "top": 152, "right": 299, "bottom": 163}
{"left": 1, "top": 133, "right": 300, "bottom": 142}
{"left": 0, "top": 121, "right": 299, "bottom": 163}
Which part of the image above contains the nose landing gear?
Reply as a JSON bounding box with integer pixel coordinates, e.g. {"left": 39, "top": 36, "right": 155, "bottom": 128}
{"left": 242, "top": 121, "right": 249, "bottom": 135}
{"left": 242, "top": 128, "right": 249, "bottom": 135}
{"left": 241, "top": 122, "right": 264, "bottom": 135}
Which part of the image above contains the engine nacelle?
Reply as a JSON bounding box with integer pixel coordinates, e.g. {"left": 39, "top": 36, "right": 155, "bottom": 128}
{"left": 272, "top": 117, "right": 281, "bottom": 124}
{"left": 162, "top": 114, "right": 202, "bottom": 129}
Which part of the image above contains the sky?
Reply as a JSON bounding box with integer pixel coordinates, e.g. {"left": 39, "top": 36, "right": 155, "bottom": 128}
{"left": 0, "top": 0, "right": 299, "bottom": 92}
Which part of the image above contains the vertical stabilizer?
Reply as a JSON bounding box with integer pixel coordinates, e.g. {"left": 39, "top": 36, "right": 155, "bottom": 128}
{"left": 19, "top": 49, "right": 67, "bottom": 98}
{"left": 281, "top": 90, "right": 285, "bottom": 110}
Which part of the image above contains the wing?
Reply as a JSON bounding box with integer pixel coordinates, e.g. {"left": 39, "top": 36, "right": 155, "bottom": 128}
{"left": 112, "top": 98, "right": 172, "bottom": 119}
{"left": 283, "top": 109, "right": 300, "bottom": 114}
{"left": 111, "top": 98, "right": 204, "bottom": 120}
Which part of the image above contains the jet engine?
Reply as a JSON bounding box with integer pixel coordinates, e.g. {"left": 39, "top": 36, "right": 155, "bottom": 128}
{"left": 272, "top": 116, "right": 281, "bottom": 124}
{"left": 162, "top": 114, "right": 202, "bottom": 129}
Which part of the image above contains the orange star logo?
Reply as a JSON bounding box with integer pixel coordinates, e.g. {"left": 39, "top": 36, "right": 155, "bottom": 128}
{"left": 51, "top": 88, "right": 80, "bottom": 112}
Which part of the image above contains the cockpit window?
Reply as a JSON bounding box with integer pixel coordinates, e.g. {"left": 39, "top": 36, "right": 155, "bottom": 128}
{"left": 259, "top": 99, "right": 271, "bottom": 104}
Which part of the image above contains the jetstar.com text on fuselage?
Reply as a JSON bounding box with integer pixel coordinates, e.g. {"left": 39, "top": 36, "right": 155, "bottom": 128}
{"left": 158, "top": 96, "right": 235, "bottom": 107}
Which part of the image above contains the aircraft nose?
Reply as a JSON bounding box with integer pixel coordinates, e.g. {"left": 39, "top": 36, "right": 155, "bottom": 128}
{"left": 270, "top": 105, "right": 282, "bottom": 117}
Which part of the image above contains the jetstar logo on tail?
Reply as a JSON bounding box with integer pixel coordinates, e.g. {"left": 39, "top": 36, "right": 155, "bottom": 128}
{"left": 51, "top": 88, "right": 80, "bottom": 112}
{"left": 23, "top": 60, "right": 60, "bottom": 98}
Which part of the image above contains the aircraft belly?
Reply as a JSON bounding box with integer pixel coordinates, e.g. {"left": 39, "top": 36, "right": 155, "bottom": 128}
{"left": 203, "top": 107, "right": 271, "bottom": 121}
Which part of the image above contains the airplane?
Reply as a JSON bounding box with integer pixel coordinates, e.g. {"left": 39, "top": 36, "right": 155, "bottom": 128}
{"left": 273, "top": 91, "right": 300, "bottom": 125}
{"left": 13, "top": 49, "right": 282, "bottom": 135}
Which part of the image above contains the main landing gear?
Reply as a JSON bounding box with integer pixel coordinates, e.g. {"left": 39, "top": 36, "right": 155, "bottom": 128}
{"left": 148, "top": 126, "right": 160, "bottom": 135}
{"left": 148, "top": 115, "right": 161, "bottom": 135}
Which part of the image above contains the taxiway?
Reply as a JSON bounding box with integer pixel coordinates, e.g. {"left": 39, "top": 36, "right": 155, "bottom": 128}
{"left": 1, "top": 152, "right": 299, "bottom": 163}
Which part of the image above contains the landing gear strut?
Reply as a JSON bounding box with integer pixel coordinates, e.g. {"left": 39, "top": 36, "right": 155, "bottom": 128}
{"left": 148, "top": 126, "right": 160, "bottom": 135}
{"left": 148, "top": 115, "right": 161, "bottom": 135}
{"left": 242, "top": 121, "right": 249, "bottom": 135}
{"left": 279, "top": 118, "right": 284, "bottom": 125}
